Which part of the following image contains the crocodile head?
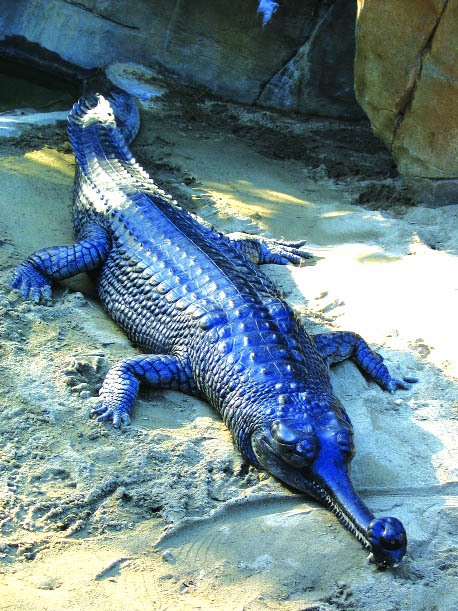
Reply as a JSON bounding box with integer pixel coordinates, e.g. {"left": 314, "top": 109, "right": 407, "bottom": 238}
{"left": 250, "top": 406, "right": 407, "bottom": 568}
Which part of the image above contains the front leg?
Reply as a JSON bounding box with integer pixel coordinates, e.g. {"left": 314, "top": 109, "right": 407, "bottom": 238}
{"left": 11, "top": 224, "right": 110, "bottom": 303}
{"left": 91, "top": 354, "right": 196, "bottom": 427}
{"left": 313, "top": 331, "right": 418, "bottom": 393}
{"left": 225, "top": 232, "right": 312, "bottom": 266}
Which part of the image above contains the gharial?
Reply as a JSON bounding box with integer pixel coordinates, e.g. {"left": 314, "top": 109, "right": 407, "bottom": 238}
{"left": 11, "top": 88, "right": 417, "bottom": 568}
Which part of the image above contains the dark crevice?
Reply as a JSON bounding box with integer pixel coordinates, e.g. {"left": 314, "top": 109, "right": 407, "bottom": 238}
{"left": 0, "top": 35, "right": 94, "bottom": 86}
{"left": 253, "top": 0, "right": 337, "bottom": 105}
{"left": 63, "top": 0, "right": 140, "bottom": 30}
{"left": 390, "top": 0, "right": 449, "bottom": 151}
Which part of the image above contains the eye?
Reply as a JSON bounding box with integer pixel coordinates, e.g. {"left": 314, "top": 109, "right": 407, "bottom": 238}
{"left": 336, "top": 430, "right": 354, "bottom": 454}
{"left": 271, "top": 420, "right": 301, "bottom": 445}
{"left": 269, "top": 420, "right": 317, "bottom": 465}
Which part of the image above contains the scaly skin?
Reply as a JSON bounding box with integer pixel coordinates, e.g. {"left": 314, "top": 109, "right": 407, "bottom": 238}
{"left": 11, "top": 91, "right": 417, "bottom": 568}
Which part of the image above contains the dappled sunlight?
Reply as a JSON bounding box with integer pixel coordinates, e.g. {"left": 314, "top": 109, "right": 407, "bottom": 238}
{"left": 357, "top": 252, "right": 403, "bottom": 264}
{"left": 27, "top": 146, "right": 73, "bottom": 170}
{"left": 26, "top": 147, "right": 74, "bottom": 178}
{"left": 0, "top": 147, "right": 74, "bottom": 185}
{"left": 233, "top": 180, "right": 313, "bottom": 206}
{"left": 203, "top": 178, "right": 316, "bottom": 233}
{"left": 0, "top": 146, "right": 75, "bottom": 255}
{"left": 206, "top": 179, "right": 314, "bottom": 206}
{"left": 205, "top": 185, "right": 277, "bottom": 224}
{"left": 320, "top": 210, "right": 354, "bottom": 218}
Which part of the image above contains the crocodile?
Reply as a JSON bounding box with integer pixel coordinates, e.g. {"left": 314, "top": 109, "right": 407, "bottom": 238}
{"left": 11, "top": 90, "right": 417, "bottom": 568}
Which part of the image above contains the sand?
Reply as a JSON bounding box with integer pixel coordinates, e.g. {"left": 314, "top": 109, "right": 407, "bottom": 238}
{"left": 0, "top": 70, "right": 457, "bottom": 610}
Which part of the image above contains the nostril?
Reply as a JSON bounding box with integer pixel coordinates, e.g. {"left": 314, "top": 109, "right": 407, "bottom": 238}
{"left": 382, "top": 538, "right": 401, "bottom": 550}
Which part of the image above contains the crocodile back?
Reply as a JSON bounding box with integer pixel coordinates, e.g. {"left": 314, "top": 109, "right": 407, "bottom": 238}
{"left": 68, "top": 94, "right": 333, "bottom": 457}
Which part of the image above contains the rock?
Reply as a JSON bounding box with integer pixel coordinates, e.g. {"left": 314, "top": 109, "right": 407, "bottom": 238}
{"left": 0, "top": 0, "right": 312, "bottom": 103}
{"left": 403, "top": 176, "right": 458, "bottom": 207}
{"left": 0, "top": 0, "right": 360, "bottom": 118}
{"left": 106, "top": 63, "right": 166, "bottom": 103}
{"left": 0, "top": 110, "right": 68, "bottom": 138}
{"left": 258, "top": 0, "right": 364, "bottom": 119}
{"left": 355, "top": 0, "right": 458, "bottom": 205}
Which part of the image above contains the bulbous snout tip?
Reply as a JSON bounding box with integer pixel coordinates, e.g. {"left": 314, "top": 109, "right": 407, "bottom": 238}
{"left": 367, "top": 516, "right": 407, "bottom": 568}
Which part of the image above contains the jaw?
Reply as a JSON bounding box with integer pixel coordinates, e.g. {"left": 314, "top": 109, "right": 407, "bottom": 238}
{"left": 251, "top": 430, "right": 406, "bottom": 568}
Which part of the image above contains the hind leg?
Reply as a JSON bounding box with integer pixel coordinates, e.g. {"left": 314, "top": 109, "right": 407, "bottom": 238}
{"left": 312, "top": 331, "right": 418, "bottom": 393}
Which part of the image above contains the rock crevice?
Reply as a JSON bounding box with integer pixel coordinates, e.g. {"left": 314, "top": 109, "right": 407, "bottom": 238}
{"left": 355, "top": 0, "right": 457, "bottom": 204}
{"left": 255, "top": 1, "right": 335, "bottom": 103}
{"left": 62, "top": 0, "right": 141, "bottom": 30}
{"left": 390, "top": 0, "right": 450, "bottom": 152}
{"left": 257, "top": 0, "right": 364, "bottom": 119}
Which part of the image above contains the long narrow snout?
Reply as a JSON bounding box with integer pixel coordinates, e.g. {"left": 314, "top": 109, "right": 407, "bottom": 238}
{"left": 251, "top": 421, "right": 407, "bottom": 568}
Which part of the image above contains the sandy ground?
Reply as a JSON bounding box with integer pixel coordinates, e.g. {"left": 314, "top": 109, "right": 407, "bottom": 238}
{"left": 0, "top": 71, "right": 457, "bottom": 610}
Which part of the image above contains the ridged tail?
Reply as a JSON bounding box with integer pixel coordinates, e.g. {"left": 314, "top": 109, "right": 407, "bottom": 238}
{"left": 108, "top": 90, "right": 140, "bottom": 144}
{"left": 67, "top": 92, "right": 139, "bottom": 178}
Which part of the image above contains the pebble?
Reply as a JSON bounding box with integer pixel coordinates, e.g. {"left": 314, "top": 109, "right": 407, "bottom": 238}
{"left": 161, "top": 550, "right": 176, "bottom": 563}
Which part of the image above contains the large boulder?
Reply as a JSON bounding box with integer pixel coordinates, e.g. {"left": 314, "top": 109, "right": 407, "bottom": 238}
{"left": 355, "top": 0, "right": 458, "bottom": 205}
{"left": 0, "top": 0, "right": 361, "bottom": 118}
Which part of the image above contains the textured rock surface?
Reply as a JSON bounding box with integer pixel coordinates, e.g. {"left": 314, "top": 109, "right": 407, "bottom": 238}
{"left": 258, "top": 0, "right": 364, "bottom": 119}
{"left": 355, "top": 0, "right": 458, "bottom": 204}
{"left": 0, "top": 0, "right": 361, "bottom": 118}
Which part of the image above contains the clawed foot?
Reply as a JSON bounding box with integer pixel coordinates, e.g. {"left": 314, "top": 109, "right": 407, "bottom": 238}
{"left": 259, "top": 237, "right": 312, "bottom": 266}
{"left": 90, "top": 401, "right": 131, "bottom": 428}
{"left": 385, "top": 376, "right": 419, "bottom": 394}
{"left": 11, "top": 263, "right": 52, "bottom": 303}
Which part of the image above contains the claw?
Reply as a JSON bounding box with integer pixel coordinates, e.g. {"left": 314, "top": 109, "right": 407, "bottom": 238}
{"left": 97, "top": 409, "right": 114, "bottom": 422}
{"left": 90, "top": 402, "right": 131, "bottom": 428}
{"left": 32, "top": 287, "right": 43, "bottom": 303}
{"left": 21, "top": 280, "right": 31, "bottom": 299}
{"left": 265, "top": 239, "right": 312, "bottom": 266}
{"left": 278, "top": 239, "right": 308, "bottom": 249}
{"left": 114, "top": 412, "right": 131, "bottom": 428}
{"left": 11, "top": 263, "right": 52, "bottom": 304}
{"left": 90, "top": 403, "right": 108, "bottom": 417}
{"left": 387, "top": 377, "right": 418, "bottom": 393}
